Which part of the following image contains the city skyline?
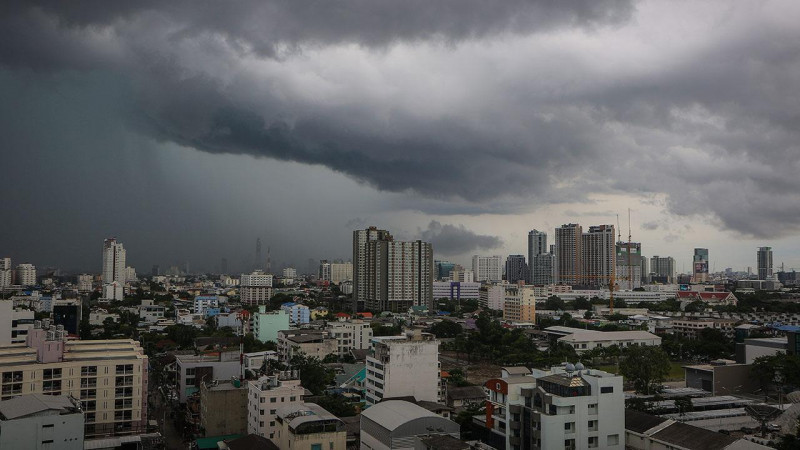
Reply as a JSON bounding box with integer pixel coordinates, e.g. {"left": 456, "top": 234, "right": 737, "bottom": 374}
{"left": 3, "top": 1, "right": 800, "bottom": 273}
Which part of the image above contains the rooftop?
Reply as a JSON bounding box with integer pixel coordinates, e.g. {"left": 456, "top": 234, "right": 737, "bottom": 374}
{"left": 0, "top": 394, "right": 78, "bottom": 420}
{"left": 361, "top": 400, "right": 437, "bottom": 431}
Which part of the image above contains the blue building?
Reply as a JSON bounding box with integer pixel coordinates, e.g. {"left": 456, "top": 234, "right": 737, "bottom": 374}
{"left": 280, "top": 302, "right": 310, "bottom": 325}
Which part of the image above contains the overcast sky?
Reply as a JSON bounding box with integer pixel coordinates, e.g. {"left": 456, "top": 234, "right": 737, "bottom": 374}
{"left": 2, "top": 0, "right": 800, "bottom": 275}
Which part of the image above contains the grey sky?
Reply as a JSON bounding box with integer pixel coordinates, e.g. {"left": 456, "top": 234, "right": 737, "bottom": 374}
{"left": 2, "top": 1, "right": 800, "bottom": 274}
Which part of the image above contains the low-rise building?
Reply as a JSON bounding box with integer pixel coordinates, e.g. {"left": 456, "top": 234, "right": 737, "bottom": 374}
{"left": 247, "top": 374, "right": 305, "bottom": 441}
{"left": 365, "top": 331, "right": 440, "bottom": 406}
{"left": 274, "top": 403, "right": 346, "bottom": 450}
{"left": 360, "top": 400, "right": 460, "bottom": 450}
{"left": 139, "top": 300, "right": 166, "bottom": 323}
{"left": 558, "top": 330, "right": 661, "bottom": 353}
{"left": 281, "top": 302, "right": 311, "bottom": 325}
{"left": 253, "top": 307, "right": 290, "bottom": 343}
{"left": 326, "top": 319, "right": 373, "bottom": 357}
{"left": 175, "top": 350, "right": 242, "bottom": 403}
{"left": 200, "top": 379, "right": 248, "bottom": 436}
{"left": 0, "top": 394, "right": 85, "bottom": 450}
{"left": 433, "top": 282, "right": 481, "bottom": 303}
{"left": 277, "top": 330, "right": 338, "bottom": 362}
{"left": 672, "top": 319, "right": 737, "bottom": 339}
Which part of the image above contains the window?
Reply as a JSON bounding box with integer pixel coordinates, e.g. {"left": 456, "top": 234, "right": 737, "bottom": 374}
{"left": 43, "top": 369, "right": 61, "bottom": 380}
{"left": 588, "top": 436, "right": 598, "bottom": 448}
{"left": 290, "top": 396, "right": 296, "bottom": 401}
{"left": 270, "top": 397, "right": 277, "bottom": 403}
{"left": 607, "top": 434, "right": 619, "bottom": 446}
{"left": 600, "top": 386, "right": 614, "bottom": 394}
{"left": 260, "top": 410, "right": 264, "bottom": 416}
{"left": 311, "top": 444, "right": 322, "bottom": 450}
{"left": 270, "top": 409, "right": 276, "bottom": 414}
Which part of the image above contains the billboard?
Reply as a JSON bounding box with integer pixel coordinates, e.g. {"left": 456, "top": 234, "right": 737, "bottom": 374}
{"left": 694, "top": 261, "right": 708, "bottom": 274}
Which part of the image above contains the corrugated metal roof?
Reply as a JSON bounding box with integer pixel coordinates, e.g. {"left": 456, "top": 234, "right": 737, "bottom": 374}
{"left": 361, "top": 400, "right": 437, "bottom": 431}
{"left": 0, "top": 394, "right": 74, "bottom": 420}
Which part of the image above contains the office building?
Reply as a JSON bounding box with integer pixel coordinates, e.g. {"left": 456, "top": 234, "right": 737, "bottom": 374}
{"left": 0, "top": 394, "right": 84, "bottom": 450}
{"left": 528, "top": 229, "right": 548, "bottom": 261}
{"left": 650, "top": 256, "right": 676, "bottom": 284}
{"left": 555, "top": 224, "right": 582, "bottom": 285}
{"left": 449, "top": 268, "right": 474, "bottom": 282}
{"left": 365, "top": 331, "right": 440, "bottom": 406}
{"left": 247, "top": 374, "right": 305, "bottom": 440}
{"left": 274, "top": 403, "right": 346, "bottom": 450}
{"left": 101, "top": 238, "right": 126, "bottom": 284}
{"left": 472, "top": 255, "right": 503, "bottom": 283}
{"left": 693, "top": 248, "right": 709, "bottom": 283}
{"left": 505, "top": 255, "right": 528, "bottom": 284}
{"left": 582, "top": 225, "right": 616, "bottom": 288}
{"left": 16, "top": 263, "right": 37, "bottom": 286}
{"left": 353, "top": 227, "right": 393, "bottom": 311}
{"left": 330, "top": 262, "right": 353, "bottom": 284}
{"left": 434, "top": 260, "right": 456, "bottom": 281}
{"left": 757, "top": 247, "right": 773, "bottom": 280}
{"left": 433, "top": 281, "right": 480, "bottom": 304}
{"left": 240, "top": 270, "right": 273, "bottom": 306}
{"left": 0, "top": 324, "right": 148, "bottom": 437}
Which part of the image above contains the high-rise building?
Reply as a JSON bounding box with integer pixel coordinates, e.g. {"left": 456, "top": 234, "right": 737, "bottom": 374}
{"left": 77, "top": 274, "right": 93, "bottom": 292}
{"left": 102, "top": 238, "right": 126, "bottom": 284}
{"left": 282, "top": 267, "right": 296, "bottom": 279}
{"left": 354, "top": 228, "right": 433, "bottom": 312}
{"left": 615, "top": 241, "right": 642, "bottom": 290}
{"left": 0, "top": 258, "right": 11, "bottom": 289}
{"left": 554, "top": 224, "right": 582, "bottom": 285}
{"left": 240, "top": 270, "right": 274, "bottom": 306}
{"left": 505, "top": 255, "right": 528, "bottom": 284}
{"left": 528, "top": 230, "right": 548, "bottom": 284}
{"left": 531, "top": 253, "right": 555, "bottom": 285}
{"left": 582, "top": 225, "right": 616, "bottom": 288}
{"left": 319, "top": 260, "right": 331, "bottom": 281}
{"left": 693, "top": 248, "right": 709, "bottom": 283}
{"left": 330, "top": 262, "right": 353, "bottom": 284}
{"left": 472, "top": 255, "right": 503, "bottom": 283}
{"left": 650, "top": 256, "right": 676, "bottom": 284}
{"left": 434, "top": 260, "right": 456, "bottom": 281}
{"left": 16, "top": 263, "right": 37, "bottom": 286}
{"left": 757, "top": 247, "right": 773, "bottom": 280}
{"left": 365, "top": 240, "right": 434, "bottom": 312}
{"left": 353, "top": 227, "right": 392, "bottom": 311}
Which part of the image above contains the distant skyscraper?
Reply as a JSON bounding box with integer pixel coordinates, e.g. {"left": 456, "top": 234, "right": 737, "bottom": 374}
{"left": 615, "top": 241, "right": 642, "bottom": 290}
{"left": 472, "top": 255, "right": 503, "bottom": 283}
{"left": 650, "top": 256, "right": 676, "bottom": 283}
{"left": 505, "top": 255, "right": 528, "bottom": 284}
{"left": 102, "top": 238, "right": 126, "bottom": 283}
{"left": 757, "top": 247, "right": 773, "bottom": 280}
{"left": 255, "top": 238, "right": 262, "bottom": 271}
{"left": 319, "top": 260, "right": 331, "bottom": 281}
{"left": 531, "top": 253, "right": 554, "bottom": 285}
{"left": 528, "top": 230, "right": 548, "bottom": 284}
{"left": 151, "top": 265, "right": 160, "bottom": 277}
{"left": 693, "top": 248, "right": 709, "bottom": 283}
{"left": 0, "top": 257, "right": 11, "bottom": 288}
{"left": 554, "top": 224, "right": 582, "bottom": 285}
{"left": 15, "top": 263, "right": 36, "bottom": 286}
{"left": 434, "top": 260, "right": 456, "bottom": 281}
{"left": 582, "top": 225, "right": 615, "bottom": 288}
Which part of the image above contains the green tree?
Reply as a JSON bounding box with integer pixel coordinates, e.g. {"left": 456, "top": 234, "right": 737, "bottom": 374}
{"left": 619, "top": 345, "right": 671, "bottom": 394}
{"left": 544, "top": 296, "right": 565, "bottom": 311}
{"left": 316, "top": 394, "right": 358, "bottom": 417}
{"left": 290, "top": 354, "right": 334, "bottom": 395}
{"left": 572, "top": 296, "right": 592, "bottom": 310}
{"left": 429, "top": 320, "right": 463, "bottom": 338}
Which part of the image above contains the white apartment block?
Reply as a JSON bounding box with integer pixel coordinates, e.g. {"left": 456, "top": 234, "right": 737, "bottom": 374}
{"left": 240, "top": 270, "right": 274, "bottom": 306}
{"left": 0, "top": 300, "right": 34, "bottom": 344}
{"left": 326, "top": 319, "right": 373, "bottom": 356}
{"left": 365, "top": 332, "right": 440, "bottom": 406}
{"left": 277, "top": 330, "right": 338, "bottom": 362}
{"left": 0, "top": 394, "right": 85, "bottom": 450}
{"left": 480, "top": 284, "right": 506, "bottom": 310}
{"left": 102, "top": 238, "right": 126, "bottom": 284}
{"left": 138, "top": 301, "right": 165, "bottom": 323}
{"left": 450, "top": 269, "right": 475, "bottom": 283}
{"left": 433, "top": 281, "right": 481, "bottom": 302}
{"left": 472, "top": 255, "right": 503, "bottom": 283}
{"left": 77, "top": 274, "right": 94, "bottom": 292}
{"left": 124, "top": 266, "right": 136, "bottom": 283}
{"left": 16, "top": 263, "right": 37, "bottom": 286}
{"left": 0, "top": 257, "right": 11, "bottom": 288}
{"left": 282, "top": 267, "right": 297, "bottom": 279}
{"left": 247, "top": 375, "right": 305, "bottom": 440}
{"left": 0, "top": 325, "right": 148, "bottom": 437}
{"left": 330, "top": 262, "right": 353, "bottom": 284}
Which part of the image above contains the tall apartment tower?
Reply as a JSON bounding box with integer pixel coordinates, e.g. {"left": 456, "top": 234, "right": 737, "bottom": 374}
{"left": 650, "top": 256, "right": 676, "bottom": 283}
{"left": 472, "top": 255, "right": 503, "bottom": 283}
{"left": 102, "top": 238, "right": 126, "bottom": 284}
{"left": 554, "top": 224, "right": 582, "bottom": 285}
{"left": 528, "top": 230, "right": 549, "bottom": 284}
{"left": 693, "top": 248, "right": 709, "bottom": 283}
{"left": 353, "top": 227, "right": 392, "bottom": 311}
{"left": 757, "top": 247, "right": 773, "bottom": 280}
{"left": 505, "top": 255, "right": 528, "bottom": 284}
{"left": 365, "top": 240, "right": 433, "bottom": 312}
{"left": 582, "top": 225, "right": 616, "bottom": 288}
{"left": 615, "top": 241, "right": 642, "bottom": 290}
{"left": 0, "top": 258, "right": 11, "bottom": 288}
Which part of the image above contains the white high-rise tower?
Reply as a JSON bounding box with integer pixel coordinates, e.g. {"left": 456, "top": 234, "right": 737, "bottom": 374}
{"left": 102, "top": 238, "right": 126, "bottom": 283}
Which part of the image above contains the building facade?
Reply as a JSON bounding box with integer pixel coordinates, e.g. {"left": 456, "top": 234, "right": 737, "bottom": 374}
{"left": 247, "top": 374, "right": 305, "bottom": 441}
{"left": 505, "top": 255, "right": 529, "bottom": 284}
{"left": 693, "top": 248, "right": 709, "bottom": 283}
{"left": 0, "top": 394, "right": 85, "bottom": 450}
{"left": 555, "top": 224, "right": 582, "bottom": 285}
{"left": 102, "top": 238, "right": 126, "bottom": 284}
{"left": 240, "top": 270, "right": 274, "bottom": 306}
{"left": 253, "top": 307, "right": 290, "bottom": 343}
{"left": 649, "top": 256, "right": 676, "bottom": 284}
{"left": 757, "top": 247, "right": 773, "bottom": 280}
{"left": 472, "top": 255, "right": 503, "bottom": 283}
{"left": 581, "top": 225, "right": 616, "bottom": 288}
{"left": 274, "top": 403, "right": 346, "bottom": 450}
{"left": 365, "top": 332, "right": 440, "bottom": 406}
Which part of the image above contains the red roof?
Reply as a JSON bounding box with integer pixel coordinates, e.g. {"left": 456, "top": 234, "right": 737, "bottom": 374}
{"left": 335, "top": 312, "right": 351, "bottom": 318}
{"left": 357, "top": 312, "right": 373, "bottom": 318}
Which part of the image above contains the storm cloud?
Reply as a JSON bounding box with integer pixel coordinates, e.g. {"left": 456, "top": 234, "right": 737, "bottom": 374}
{"left": 418, "top": 221, "right": 503, "bottom": 256}
{"left": 1, "top": 1, "right": 799, "bottom": 271}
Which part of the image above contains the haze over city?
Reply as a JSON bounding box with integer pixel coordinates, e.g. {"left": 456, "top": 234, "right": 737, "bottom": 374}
{"left": 2, "top": 0, "right": 800, "bottom": 273}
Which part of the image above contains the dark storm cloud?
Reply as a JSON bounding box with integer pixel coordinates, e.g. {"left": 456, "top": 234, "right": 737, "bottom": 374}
{"left": 418, "top": 221, "right": 502, "bottom": 256}
{"left": 0, "top": 0, "right": 799, "bottom": 250}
